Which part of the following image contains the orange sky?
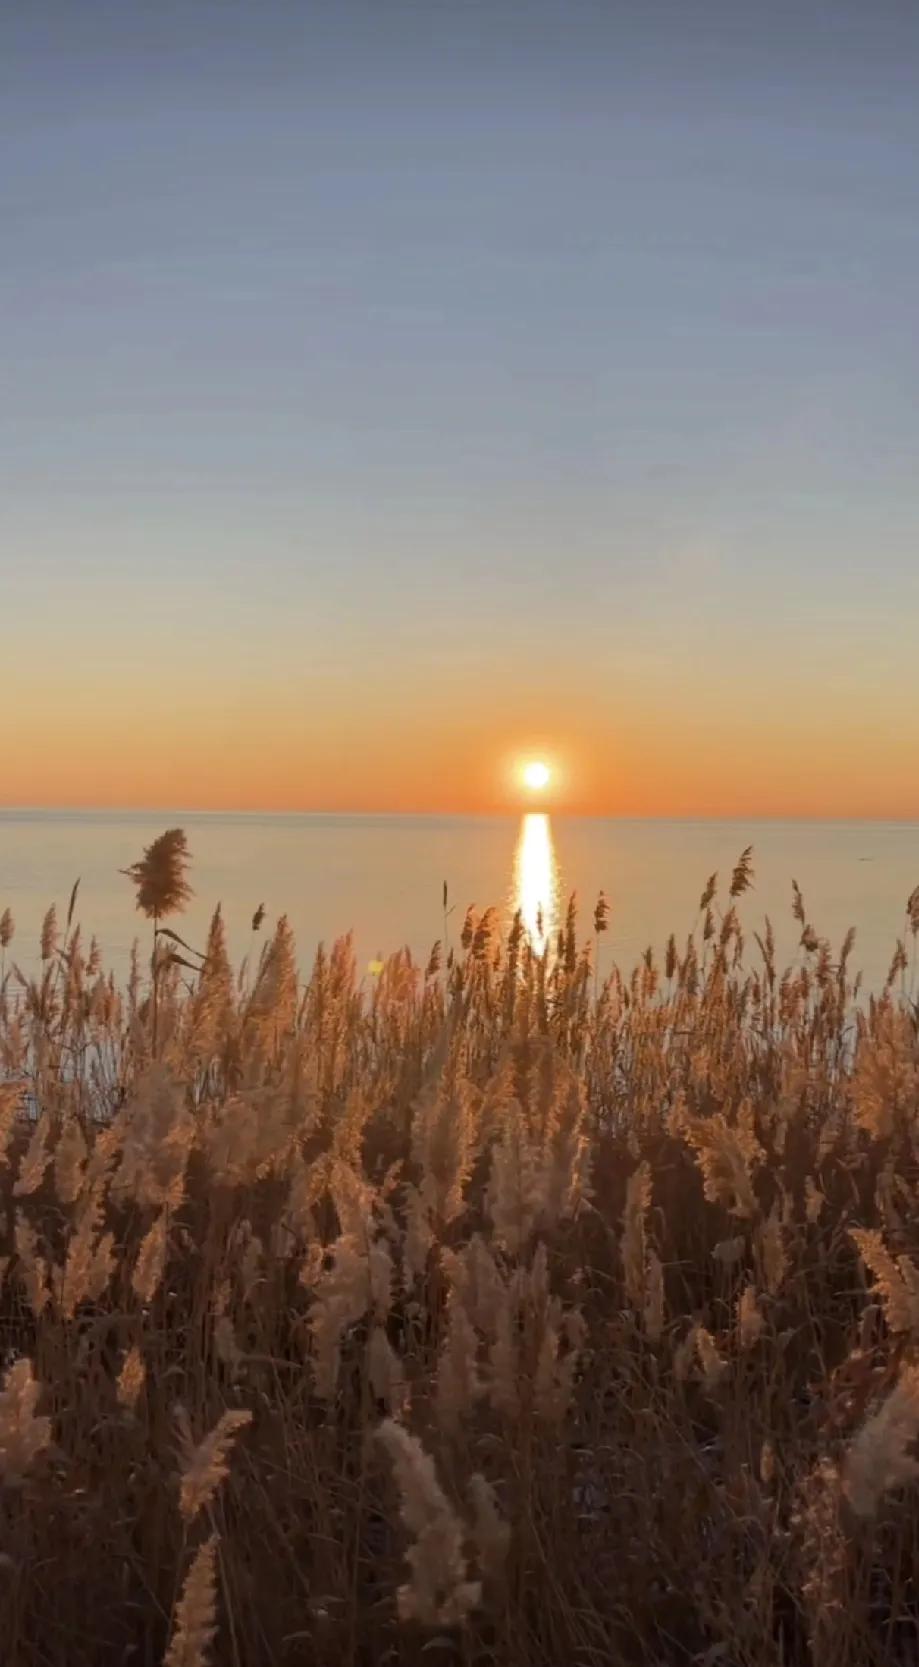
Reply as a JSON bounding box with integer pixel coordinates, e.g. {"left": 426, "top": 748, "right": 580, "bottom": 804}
{"left": 6, "top": 636, "right": 919, "bottom": 818}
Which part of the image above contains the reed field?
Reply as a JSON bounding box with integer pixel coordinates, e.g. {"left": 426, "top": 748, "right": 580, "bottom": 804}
{"left": 3, "top": 829, "right": 919, "bottom": 1667}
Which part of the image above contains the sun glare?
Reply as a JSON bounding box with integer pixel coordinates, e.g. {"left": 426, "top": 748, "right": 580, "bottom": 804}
{"left": 523, "top": 759, "right": 551, "bottom": 791}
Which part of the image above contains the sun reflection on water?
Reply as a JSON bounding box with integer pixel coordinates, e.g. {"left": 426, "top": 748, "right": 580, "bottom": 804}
{"left": 512, "top": 813, "right": 559, "bottom": 955}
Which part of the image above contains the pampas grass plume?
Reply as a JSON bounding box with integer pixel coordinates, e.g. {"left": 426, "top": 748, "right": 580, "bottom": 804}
{"left": 123, "top": 829, "right": 193, "bottom": 920}
{"left": 178, "top": 1408, "right": 253, "bottom": 1524}
{"left": 376, "top": 1418, "right": 481, "bottom": 1625}
{"left": 0, "top": 1357, "right": 52, "bottom": 1484}
{"left": 164, "top": 1534, "right": 220, "bottom": 1667}
{"left": 117, "top": 1345, "right": 147, "bottom": 1410}
{"left": 844, "top": 1364, "right": 919, "bottom": 1517}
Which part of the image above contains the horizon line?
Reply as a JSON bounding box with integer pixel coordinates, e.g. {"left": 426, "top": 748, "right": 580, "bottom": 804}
{"left": 2, "top": 803, "right": 919, "bottom": 826}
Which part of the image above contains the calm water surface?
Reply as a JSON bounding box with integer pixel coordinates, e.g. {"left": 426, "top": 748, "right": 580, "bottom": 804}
{"left": 1, "top": 811, "right": 917, "bottom": 994}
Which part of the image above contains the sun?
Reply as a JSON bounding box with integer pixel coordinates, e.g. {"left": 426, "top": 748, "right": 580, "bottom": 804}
{"left": 523, "top": 760, "right": 551, "bottom": 791}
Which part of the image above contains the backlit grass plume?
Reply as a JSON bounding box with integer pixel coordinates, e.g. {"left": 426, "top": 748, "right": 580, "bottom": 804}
{"left": 123, "top": 828, "right": 193, "bottom": 921}
{"left": 844, "top": 1365, "right": 919, "bottom": 1518}
{"left": 0, "top": 1357, "right": 52, "bottom": 1485}
{"left": 122, "top": 827, "right": 193, "bottom": 1051}
{"left": 164, "top": 1534, "right": 219, "bottom": 1667}
{"left": 376, "top": 1419, "right": 481, "bottom": 1625}
{"left": 177, "top": 1407, "right": 253, "bottom": 1524}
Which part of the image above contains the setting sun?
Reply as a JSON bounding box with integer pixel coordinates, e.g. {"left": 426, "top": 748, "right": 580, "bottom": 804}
{"left": 523, "top": 760, "right": 551, "bottom": 791}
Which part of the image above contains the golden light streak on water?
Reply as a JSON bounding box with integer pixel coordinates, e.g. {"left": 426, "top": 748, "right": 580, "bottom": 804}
{"left": 512, "top": 812, "right": 559, "bottom": 955}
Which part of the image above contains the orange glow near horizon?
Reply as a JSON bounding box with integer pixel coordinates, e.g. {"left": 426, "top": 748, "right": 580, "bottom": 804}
{"left": 3, "top": 672, "right": 919, "bottom": 820}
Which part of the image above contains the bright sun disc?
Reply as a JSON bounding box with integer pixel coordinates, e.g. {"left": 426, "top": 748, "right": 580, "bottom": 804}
{"left": 523, "top": 760, "right": 551, "bottom": 790}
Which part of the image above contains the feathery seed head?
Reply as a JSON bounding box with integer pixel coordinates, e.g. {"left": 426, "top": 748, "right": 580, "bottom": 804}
{"left": 0, "top": 1357, "right": 52, "bottom": 1485}
{"left": 177, "top": 1408, "right": 253, "bottom": 1524}
{"left": 124, "top": 829, "right": 193, "bottom": 920}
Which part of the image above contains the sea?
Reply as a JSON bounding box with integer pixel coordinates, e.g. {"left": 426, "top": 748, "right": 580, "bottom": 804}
{"left": 1, "top": 810, "right": 917, "bottom": 995}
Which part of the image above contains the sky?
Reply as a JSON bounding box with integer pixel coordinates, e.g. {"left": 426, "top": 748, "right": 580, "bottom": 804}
{"left": 2, "top": 0, "right": 918, "bottom": 816}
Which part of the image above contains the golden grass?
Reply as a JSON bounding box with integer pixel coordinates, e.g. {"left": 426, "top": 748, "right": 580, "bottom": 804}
{"left": 0, "top": 838, "right": 918, "bottom": 1664}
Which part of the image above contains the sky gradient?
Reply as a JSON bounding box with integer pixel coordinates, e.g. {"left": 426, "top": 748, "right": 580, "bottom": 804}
{"left": 3, "top": 1, "right": 918, "bottom": 815}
